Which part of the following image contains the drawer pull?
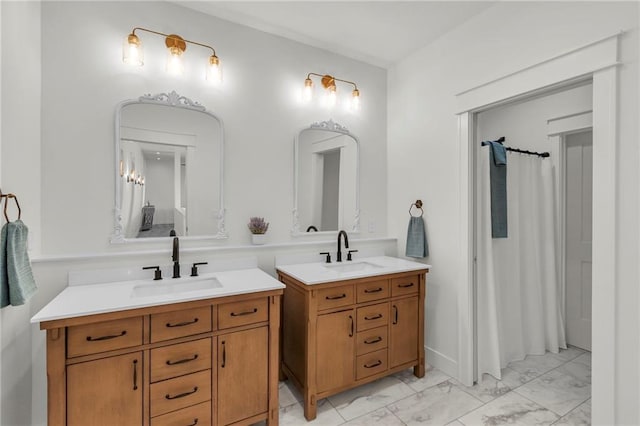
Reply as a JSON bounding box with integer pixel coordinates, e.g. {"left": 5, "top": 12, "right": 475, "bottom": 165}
{"left": 398, "top": 282, "right": 414, "bottom": 288}
{"left": 166, "top": 354, "right": 199, "bottom": 366}
{"left": 326, "top": 293, "right": 346, "bottom": 300}
{"left": 364, "top": 360, "right": 382, "bottom": 369}
{"left": 230, "top": 308, "right": 258, "bottom": 317}
{"left": 166, "top": 318, "right": 199, "bottom": 328}
{"left": 165, "top": 386, "right": 198, "bottom": 400}
{"left": 364, "top": 287, "right": 383, "bottom": 293}
{"left": 132, "top": 359, "right": 138, "bottom": 390}
{"left": 221, "top": 340, "right": 226, "bottom": 368}
{"left": 364, "top": 336, "right": 382, "bottom": 344}
{"left": 86, "top": 330, "right": 127, "bottom": 341}
{"left": 186, "top": 419, "right": 199, "bottom": 426}
{"left": 349, "top": 315, "right": 354, "bottom": 337}
{"left": 393, "top": 305, "right": 398, "bottom": 325}
{"left": 364, "top": 313, "right": 383, "bottom": 321}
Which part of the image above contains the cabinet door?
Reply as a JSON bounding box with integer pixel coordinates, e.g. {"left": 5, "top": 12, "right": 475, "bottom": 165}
{"left": 390, "top": 297, "right": 419, "bottom": 368}
{"left": 316, "top": 309, "right": 355, "bottom": 393}
{"left": 217, "top": 326, "right": 269, "bottom": 425}
{"left": 67, "top": 352, "right": 143, "bottom": 426}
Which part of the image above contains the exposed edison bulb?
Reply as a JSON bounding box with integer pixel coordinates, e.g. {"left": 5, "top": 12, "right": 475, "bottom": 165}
{"left": 324, "top": 85, "right": 337, "bottom": 109}
{"left": 302, "top": 78, "right": 313, "bottom": 103}
{"left": 206, "top": 55, "right": 222, "bottom": 85}
{"left": 123, "top": 33, "right": 144, "bottom": 67}
{"left": 351, "top": 88, "right": 361, "bottom": 111}
{"left": 166, "top": 46, "right": 185, "bottom": 76}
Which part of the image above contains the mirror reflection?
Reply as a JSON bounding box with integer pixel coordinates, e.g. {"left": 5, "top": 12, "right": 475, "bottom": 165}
{"left": 112, "top": 91, "right": 226, "bottom": 242}
{"left": 293, "top": 120, "right": 359, "bottom": 234}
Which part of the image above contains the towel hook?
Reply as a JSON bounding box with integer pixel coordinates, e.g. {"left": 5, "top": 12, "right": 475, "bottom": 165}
{"left": 409, "top": 200, "right": 423, "bottom": 217}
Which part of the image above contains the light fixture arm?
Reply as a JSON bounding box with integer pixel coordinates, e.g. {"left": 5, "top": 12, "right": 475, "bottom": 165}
{"left": 306, "top": 72, "right": 358, "bottom": 91}
{"left": 131, "top": 27, "right": 217, "bottom": 56}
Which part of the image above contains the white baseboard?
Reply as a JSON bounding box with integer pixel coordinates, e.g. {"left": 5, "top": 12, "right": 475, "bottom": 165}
{"left": 426, "top": 346, "right": 458, "bottom": 380}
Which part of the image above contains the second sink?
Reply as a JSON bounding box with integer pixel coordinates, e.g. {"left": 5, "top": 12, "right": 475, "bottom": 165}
{"left": 132, "top": 277, "right": 222, "bottom": 298}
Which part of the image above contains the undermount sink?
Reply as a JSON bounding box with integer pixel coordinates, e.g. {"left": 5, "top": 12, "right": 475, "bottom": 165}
{"left": 131, "top": 277, "right": 222, "bottom": 298}
{"left": 323, "top": 261, "right": 384, "bottom": 273}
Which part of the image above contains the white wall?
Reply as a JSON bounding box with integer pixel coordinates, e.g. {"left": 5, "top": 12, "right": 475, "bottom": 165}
{"left": 1, "top": 1, "right": 390, "bottom": 424}
{"left": 388, "top": 2, "right": 638, "bottom": 424}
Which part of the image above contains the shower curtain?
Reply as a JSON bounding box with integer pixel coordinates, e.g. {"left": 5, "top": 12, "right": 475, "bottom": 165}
{"left": 476, "top": 150, "right": 566, "bottom": 380}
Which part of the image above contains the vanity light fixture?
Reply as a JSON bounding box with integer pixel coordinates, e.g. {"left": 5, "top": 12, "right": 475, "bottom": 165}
{"left": 123, "top": 27, "right": 222, "bottom": 84}
{"left": 302, "top": 73, "right": 360, "bottom": 111}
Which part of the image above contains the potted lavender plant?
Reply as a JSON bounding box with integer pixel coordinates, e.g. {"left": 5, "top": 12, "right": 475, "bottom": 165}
{"left": 248, "top": 217, "right": 269, "bottom": 245}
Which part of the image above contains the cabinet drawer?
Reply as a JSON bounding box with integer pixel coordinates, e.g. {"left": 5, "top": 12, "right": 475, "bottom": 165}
{"left": 67, "top": 316, "right": 143, "bottom": 358}
{"left": 151, "top": 338, "right": 212, "bottom": 383}
{"left": 151, "top": 370, "right": 211, "bottom": 417}
{"left": 356, "top": 280, "right": 389, "bottom": 303}
{"left": 151, "top": 401, "right": 211, "bottom": 426}
{"left": 151, "top": 306, "right": 212, "bottom": 343}
{"left": 356, "top": 349, "right": 388, "bottom": 380}
{"left": 391, "top": 276, "right": 420, "bottom": 297}
{"left": 317, "top": 285, "right": 354, "bottom": 311}
{"left": 356, "top": 326, "right": 388, "bottom": 355}
{"left": 356, "top": 302, "right": 389, "bottom": 331}
{"left": 218, "top": 298, "right": 268, "bottom": 330}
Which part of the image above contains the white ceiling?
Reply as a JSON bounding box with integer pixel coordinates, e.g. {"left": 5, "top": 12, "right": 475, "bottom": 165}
{"left": 178, "top": 1, "right": 495, "bottom": 67}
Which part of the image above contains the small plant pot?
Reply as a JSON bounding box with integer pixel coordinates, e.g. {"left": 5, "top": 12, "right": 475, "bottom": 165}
{"left": 251, "top": 234, "right": 266, "bottom": 245}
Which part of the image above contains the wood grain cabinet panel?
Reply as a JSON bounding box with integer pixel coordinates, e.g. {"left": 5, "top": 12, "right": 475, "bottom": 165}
{"left": 151, "top": 338, "right": 212, "bottom": 383}
{"left": 218, "top": 297, "right": 268, "bottom": 329}
{"left": 151, "top": 306, "right": 212, "bottom": 343}
{"left": 150, "top": 401, "right": 211, "bottom": 426}
{"left": 151, "top": 369, "right": 211, "bottom": 417}
{"left": 279, "top": 269, "right": 427, "bottom": 421}
{"left": 67, "top": 316, "right": 143, "bottom": 358}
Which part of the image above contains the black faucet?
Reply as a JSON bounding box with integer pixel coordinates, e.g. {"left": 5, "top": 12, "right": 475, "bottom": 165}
{"left": 170, "top": 229, "right": 180, "bottom": 278}
{"left": 336, "top": 230, "right": 349, "bottom": 262}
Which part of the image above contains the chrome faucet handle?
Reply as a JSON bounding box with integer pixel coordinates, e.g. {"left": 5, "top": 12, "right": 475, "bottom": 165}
{"left": 142, "top": 266, "right": 162, "bottom": 280}
{"left": 191, "top": 262, "right": 208, "bottom": 277}
{"left": 347, "top": 250, "right": 358, "bottom": 261}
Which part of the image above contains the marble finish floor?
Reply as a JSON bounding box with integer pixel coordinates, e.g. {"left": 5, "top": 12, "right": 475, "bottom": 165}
{"left": 267, "top": 347, "right": 591, "bottom": 426}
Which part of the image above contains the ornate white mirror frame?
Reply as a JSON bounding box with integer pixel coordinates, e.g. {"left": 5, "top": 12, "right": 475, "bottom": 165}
{"left": 111, "top": 91, "right": 226, "bottom": 243}
{"left": 292, "top": 119, "right": 360, "bottom": 236}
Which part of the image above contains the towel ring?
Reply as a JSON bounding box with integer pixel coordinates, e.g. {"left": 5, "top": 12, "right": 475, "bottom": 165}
{"left": 2, "top": 193, "right": 21, "bottom": 222}
{"left": 409, "top": 200, "right": 423, "bottom": 217}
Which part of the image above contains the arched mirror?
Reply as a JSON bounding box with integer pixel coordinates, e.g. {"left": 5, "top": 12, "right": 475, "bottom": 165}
{"left": 111, "top": 91, "right": 226, "bottom": 243}
{"left": 293, "top": 120, "right": 360, "bottom": 235}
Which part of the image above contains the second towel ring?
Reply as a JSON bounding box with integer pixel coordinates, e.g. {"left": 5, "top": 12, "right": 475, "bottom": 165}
{"left": 409, "top": 200, "right": 423, "bottom": 217}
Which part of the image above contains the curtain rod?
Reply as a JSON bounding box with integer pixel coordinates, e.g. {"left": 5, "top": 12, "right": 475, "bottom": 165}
{"left": 481, "top": 137, "right": 550, "bottom": 158}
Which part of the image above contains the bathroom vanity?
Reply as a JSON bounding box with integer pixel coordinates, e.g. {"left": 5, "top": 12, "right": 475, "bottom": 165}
{"left": 276, "top": 256, "right": 430, "bottom": 421}
{"left": 32, "top": 266, "right": 284, "bottom": 426}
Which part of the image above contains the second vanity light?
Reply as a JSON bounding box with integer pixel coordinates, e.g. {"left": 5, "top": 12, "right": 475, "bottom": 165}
{"left": 123, "top": 27, "right": 222, "bottom": 85}
{"left": 303, "top": 73, "right": 361, "bottom": 111}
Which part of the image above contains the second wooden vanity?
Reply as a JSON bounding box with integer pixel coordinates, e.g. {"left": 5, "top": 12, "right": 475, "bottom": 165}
{"left": 277, "top": 258, "right": 429, "bottom": 420}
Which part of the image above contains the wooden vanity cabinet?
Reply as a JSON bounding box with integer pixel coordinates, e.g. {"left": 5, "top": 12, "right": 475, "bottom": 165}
{"left": 278, "top": 269, "right": 428, "bottom": 421}
{"left": 40, "top": 290, "right": 282, "bottom": 426}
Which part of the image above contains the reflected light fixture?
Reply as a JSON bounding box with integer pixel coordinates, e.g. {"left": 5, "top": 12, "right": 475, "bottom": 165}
{"left": 123, "top": 27, "right": 222, "bottom": 84}
{"left": 302, "top": 73, "right": 360, "bottom": 111}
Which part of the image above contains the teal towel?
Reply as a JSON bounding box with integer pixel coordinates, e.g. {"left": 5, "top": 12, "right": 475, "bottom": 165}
{"left": 486, "top": 141, "right": 508, "bottom": 238}
{"left": 405, "top": 216, "right": 428, "bottom": 258}
{"left": 1, "top": 220, "right": 37, "bottom": 308}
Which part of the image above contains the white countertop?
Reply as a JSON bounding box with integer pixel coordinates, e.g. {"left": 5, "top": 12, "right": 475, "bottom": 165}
{"left": 275, "top": 256, "right": 430, "bottom": 285}
{"left": 31, "top": 268, "right": 285, "bottom": 324}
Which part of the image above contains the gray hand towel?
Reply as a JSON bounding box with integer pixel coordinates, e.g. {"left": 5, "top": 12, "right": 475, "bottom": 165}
{"left": 405, "top": 216, "right": 429, "bottom": 258}
{"left": 1, "top": 220, "right": 37, "bottom": 308}
{"left": 487, "top": 141, "right": 508, "bottom": 238}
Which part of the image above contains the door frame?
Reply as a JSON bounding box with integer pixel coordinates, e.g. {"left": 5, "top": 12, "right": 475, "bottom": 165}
{"left": 456, "top": 32, "right": 621, "bottom": 424}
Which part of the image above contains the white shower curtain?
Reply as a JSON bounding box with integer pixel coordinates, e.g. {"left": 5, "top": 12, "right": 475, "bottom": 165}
{"left": 476, "top": 150, "right": 566, "bottom": 380}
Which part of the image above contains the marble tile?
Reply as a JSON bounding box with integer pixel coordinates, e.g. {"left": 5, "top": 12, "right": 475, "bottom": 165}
{"left": 557, "top": 358, "right": 591, "bottom": 384}
{"left": 341, "top": 407, "right": 405, "bottom": 426}
{"left": 499, "top": 366, "right": 539, "bottom": 390}
{"left": 554, "top": 399, "right": 591, "bottom": 425}
{"left": 445, "top": 421, "right": 465, "bottom": 426}
{"left": 279, "top": 400, "right": 345, "bottom": 426}
{"left": 328, "top": 375, "right": 415, "bottom": 421}
{"left": 507, "top": 352, "right": 565, "bottom": 377}
{"left": 514, "top": 369, "right": 590, "bottom": 416}
{"left": 458, "top": 391, "right": 559, "bottom": 426}
{"left": 394, "top": 364, "right": 452, "bottom": 392}
{"left": 279, "top": 380, "right": 303, "bottom": 408}
{"left": 572, "top": 352, "right": 591, "bottom": 368}
{"left": 549, "top": 347, "right": 585, "bottom": 363}
{"left": 452, "top": 373, "right": 511, "bottom": 403}
{"left": 388, "top": 380, "right": 483, "bottom": 425}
